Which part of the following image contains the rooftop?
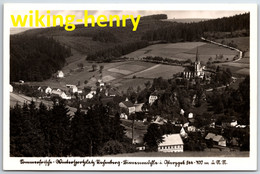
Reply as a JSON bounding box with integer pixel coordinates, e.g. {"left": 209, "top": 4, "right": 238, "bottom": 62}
{"left": 159, "top": 134, "right": 184, "bottom": 146}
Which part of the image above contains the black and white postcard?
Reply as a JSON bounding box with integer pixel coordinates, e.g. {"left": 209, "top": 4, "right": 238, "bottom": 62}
{"left": 3, "top": 3, "right": 258, "bottom": 171}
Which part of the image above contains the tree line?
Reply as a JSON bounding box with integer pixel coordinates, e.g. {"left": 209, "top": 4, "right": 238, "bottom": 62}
{"left": 141, "top": 13, "right": 249, "bottom": 42}
{"left": 10, "top": 35, "right": 72, "bottom": 82}
{"left": 10, "top": 99, "right": 135, "bottom": 157}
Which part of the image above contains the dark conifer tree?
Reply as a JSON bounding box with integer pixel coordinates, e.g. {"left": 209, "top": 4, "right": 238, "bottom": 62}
{"left": 49, "top": 99, "right": 71, "bottom": 156}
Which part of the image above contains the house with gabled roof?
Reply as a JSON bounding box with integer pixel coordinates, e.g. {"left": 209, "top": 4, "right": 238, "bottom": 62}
{"left": 51, "top": 89, "right": 71, "bottom": 100}
{"left": 57, "top": 70, "right": 64, "bottom": 78}
{"left": 205, "top": 133, "right": 226, "bottom": 147}
{"left": 158, "top": 134, "right": 184, "bottom": 153}
{"left": 119, "top": 98, "right": 135, "bottom": 114}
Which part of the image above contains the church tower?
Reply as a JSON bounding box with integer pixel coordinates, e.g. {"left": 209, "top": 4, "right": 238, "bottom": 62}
{"left": 194, "top": 47, "right": 201, "bottom": 77}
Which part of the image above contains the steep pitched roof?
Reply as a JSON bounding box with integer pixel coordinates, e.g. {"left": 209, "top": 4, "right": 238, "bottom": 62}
{"left": 205, "top": 133, "right": 225, "bottom": 142}
{"left": 213, "top": 135, "right": 225, "bottom": 142}
{"left": 159, "top": 134, "right": 184, "bottom": 146}
{"left": 121, "top": 101, "right": 134, "bottom": 107}
{"left": 205, "top": 133, "right": 215, "bottom": 140}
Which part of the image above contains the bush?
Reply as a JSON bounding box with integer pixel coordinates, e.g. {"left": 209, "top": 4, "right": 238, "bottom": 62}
{"left": 99, "top": 140, "right": 126, "bottom": 155}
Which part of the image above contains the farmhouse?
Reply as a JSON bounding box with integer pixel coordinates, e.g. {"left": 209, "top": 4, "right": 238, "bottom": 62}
{"left": 52, "top": 89, "right": 71, "bottom": 100}
{"left": 205, "top": 133, "right": 226, "bottom": 147}
{"left": 119, "top": 98, "right": 135, "bottom": 114}
{"left": 57, "top": 70, "right": 64, "bottom": 78}
{"left": 183, "top": 48, "right": 204, "bottom": 79}
{"left": 38, "top": 86, "right": 52, "bottom": 94}
{"left": 158, "top": 134, "right": 184, "bottom": 153}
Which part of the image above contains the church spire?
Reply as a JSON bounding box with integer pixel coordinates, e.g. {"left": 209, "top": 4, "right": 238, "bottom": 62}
{"left": 195, "top": 47, "right": 199, "bottom": 62}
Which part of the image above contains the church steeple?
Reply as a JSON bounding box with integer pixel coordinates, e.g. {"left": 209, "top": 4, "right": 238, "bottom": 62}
{"left": 195, "top": 47, "right": 199, "bottom": 62}
{"left": 194, "top": 47, "right": 201, "bottom": 77}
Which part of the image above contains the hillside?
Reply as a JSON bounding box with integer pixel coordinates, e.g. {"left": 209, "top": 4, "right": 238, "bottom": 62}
{"left": 19, "top": 13, "right": 249, "bottom": 59}
{"left": 21, "top": 15, "right": 174, "bottom": 55}
{"left": 11, "top": 13, "right": 250, "bottom": 82}
{"left": 10, "top": 35, "right": 71, "bottom": 82}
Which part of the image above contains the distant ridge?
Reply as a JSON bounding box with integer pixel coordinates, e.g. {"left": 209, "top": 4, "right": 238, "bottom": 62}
{"left": 162, "top": 18, "right": 210, "bottom": 23}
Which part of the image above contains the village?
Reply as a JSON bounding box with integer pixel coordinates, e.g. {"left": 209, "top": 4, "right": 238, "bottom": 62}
{"left": 9, "top": 45, "right": 249, "bottom": 155}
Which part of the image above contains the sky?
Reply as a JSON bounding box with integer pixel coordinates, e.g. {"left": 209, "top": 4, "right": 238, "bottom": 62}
{"left": 10, "top": 10, "right": 247, "bottom": 34}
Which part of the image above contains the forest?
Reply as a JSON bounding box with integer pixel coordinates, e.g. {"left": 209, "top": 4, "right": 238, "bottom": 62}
{"left": 86, "top": 13, "right": 249, "bottom": 62}
{"left": 141, "top": 13, "right": 249, "bottom": 42}
{"left": 10, "top": 35, "right": 71, "bottom": 82}
{"left": 10, "top": 99, "right": 135, "bottom": 157}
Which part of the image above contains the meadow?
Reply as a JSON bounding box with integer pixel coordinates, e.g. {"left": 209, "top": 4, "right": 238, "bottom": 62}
{"left": 123, "top": 42, "right": 238, "bottom": 63}
{"left": 26, "top": 38, "right": 249, "bottom": 92}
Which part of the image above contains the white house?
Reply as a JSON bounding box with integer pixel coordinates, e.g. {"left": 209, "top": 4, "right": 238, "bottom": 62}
{"left": 188, "top": 113, "right": 193, "bottom": 119}
{"left": 10, "top": 84, "right": 13, "bottom": 93}
{"left": 187, "top": 126, "right": 196, "bottom": 132}
{"left": 45, "top": 86, "right": 52, "bottom": 94}
{"left": 120, "top": 113, "right": 128, "bottom": 120}
{"left": 86, "top": 90, "right": 96, "bottom": 99}
{"left": 57, "top": 70, "right": 64, "bottom": 78}
{"left": 230, "top": 120, "right": 238, "bottom": 127}
{"left": 158, "top": 134, "right": 184, "bottom": 153}
{"left": 60, "top": 92, "right": 71, "bottom": 100}
{"left": 38, "top": 86, "right": 52, "bottom": 94}
{"left": 180, "top": 127, "right": 188, "bottom": 138}
{"left": 119, "top": 98, "right": 135, "bottom": 114}
{"left": 52, "top": 89, "right": 71, "bottom": 100}
{"left": 149, "top": 94, "right": 158, "bottom": 105}
{"left": 71, "top": 86, "right": 78, "bottom": 93}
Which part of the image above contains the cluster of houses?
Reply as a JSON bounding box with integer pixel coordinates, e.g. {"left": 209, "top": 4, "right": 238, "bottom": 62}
{"left": 132, "top": 102, "right": 246, "bottom": 153}
{"left": 118, "top": 98, "right": 145, "bottom": 119}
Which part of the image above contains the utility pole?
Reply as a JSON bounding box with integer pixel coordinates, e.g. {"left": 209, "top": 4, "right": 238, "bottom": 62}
{"left": 132, "top": 114, "right": 135, "bottom": 144}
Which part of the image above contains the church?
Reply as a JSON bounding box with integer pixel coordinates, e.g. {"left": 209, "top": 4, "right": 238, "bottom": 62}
{"left": 183, "top": 48, "right": 204, "bottom": 79}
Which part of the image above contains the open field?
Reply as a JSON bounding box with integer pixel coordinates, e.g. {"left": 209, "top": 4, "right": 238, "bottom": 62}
{"left": 123, "top": 42, "right": 238, "bottom": 63}
{"left": 212, "top": 37, "right": 250, "bottom": 76}
{"left": 105, "top": 151, "right": 249, "bottom": 157}
{"left": 25, "top": 37, "right": 249, "bottom": 92}
{"left": 216, "top": 37, "right": 249, "bottom": 53}
{"left": 125, "top": 64, "right": 184, "bottom": 79}
{"left": 114, "top": 78, "right": 153, "bottom": 92}
{"left": 27, "top": 60, "right": 182, "bottom": 92}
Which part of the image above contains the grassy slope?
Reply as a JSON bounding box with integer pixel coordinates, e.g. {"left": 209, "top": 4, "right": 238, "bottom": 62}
{"left": 123, "top": 42, "right": 238, "bottom": 63}
{"left": 215, "top": 37, "right": 250, "bottom": 76}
